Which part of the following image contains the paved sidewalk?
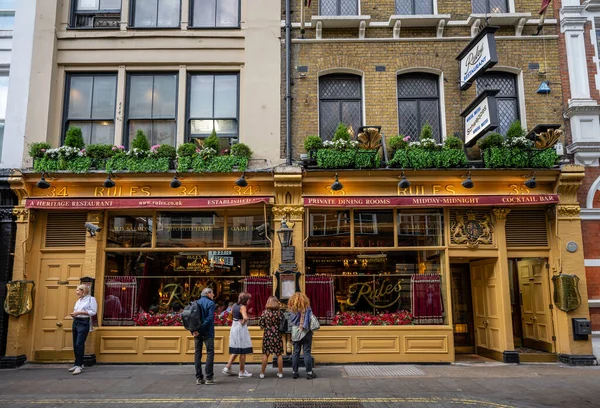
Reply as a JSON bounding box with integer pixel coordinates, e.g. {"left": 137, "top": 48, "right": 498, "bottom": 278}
{"left": 0, "top": 361, "right": 599, "bottom": 407}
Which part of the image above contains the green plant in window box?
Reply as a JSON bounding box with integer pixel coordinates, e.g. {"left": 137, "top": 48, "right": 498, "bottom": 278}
{"left": 303, "top": 135, "right": 322, "bottom": 162}
{"left": 85, "top": 144, "right": 115, "bottom": 169}
{"left": 316, "top": 149, "right": 356, "bottom": 169}
{"left": 530, "top": 148, "right": 559, "bottom": 168}
{"left": 28, "top": 142, "right": 52, "bottom": 159}
{"left": 176, "top": 142, "right": 198, "bottom": 172}
{"left": 64, "top": 127, "right": 85, "bottom": 150}
{"left": 230, "top": 143, "right": 253, "bottom": 159}
{"left": 477, "top": 132, "right": 505, "bottom": 168}
{"left": 203, "top": 129, "right": 221, "bottom": 152}
{"left": 131, "top": 129, "right": 151, "bottom": 151}
{"left": 438, "top": 136, "right": 469, "bottom": 168}
{"left": 332, "top": 122, "right": 352, "bottom": 142}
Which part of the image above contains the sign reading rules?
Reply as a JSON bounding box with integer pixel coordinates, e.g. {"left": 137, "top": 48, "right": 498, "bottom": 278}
{"left": 460, "top": 89, "right": 499, "bottom": 147}
{"left": 456, "top": 26, "right": 498, "bottom": 91}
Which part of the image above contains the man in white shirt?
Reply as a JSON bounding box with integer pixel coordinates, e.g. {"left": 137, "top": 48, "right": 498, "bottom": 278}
{"left": 68, "top": 284, "right": 98, "bottom": 375}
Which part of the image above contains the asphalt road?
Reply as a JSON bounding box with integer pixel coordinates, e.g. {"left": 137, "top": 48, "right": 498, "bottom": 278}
{"left": 0, "top": 361, "right": 599, "bottom": 407}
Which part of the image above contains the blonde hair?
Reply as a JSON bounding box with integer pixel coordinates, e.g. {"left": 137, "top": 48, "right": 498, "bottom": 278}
{"left": 265, "top": 296, "right": 280, "bottom": 310}
{"left": 288, "top": 292, "right": 310, "bottom": 313}
{"left": 77, "top": 284, "right": 90, "bottom": 295}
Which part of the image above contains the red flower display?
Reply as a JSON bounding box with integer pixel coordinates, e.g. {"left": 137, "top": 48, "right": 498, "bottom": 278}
{"left": 132, "top": 312, "right": 232, "bottom": 327}
{"left": 331, "top": 311, "right": 413, "bottom": 326}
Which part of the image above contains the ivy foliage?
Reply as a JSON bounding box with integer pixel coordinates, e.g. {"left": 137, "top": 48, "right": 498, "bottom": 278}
{"left": 33, "top": 156, "right": 92, "bottom": 174}
{"left": 106, "top": 155, "right": 170, "bottom": 173}
{"left": 316, "top": 149, "right": 356, "bottom": 169}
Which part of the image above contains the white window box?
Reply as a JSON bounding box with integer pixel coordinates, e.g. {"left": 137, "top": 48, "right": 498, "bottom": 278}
{"left": 312, "top": 15, "right": 371, "bottom": 39}
{"left": 467, "top": 12, "right": 531, "bottom": 36}
{"left": 387, "top": 14, "right": 451, "bottom": 38}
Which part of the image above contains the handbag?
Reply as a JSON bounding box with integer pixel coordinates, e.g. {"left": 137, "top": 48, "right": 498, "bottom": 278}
{"left": 278, "top": 312, "right": 289, "bottom": 334}
{"left": 309, "top": 314, "right": 320, "bottom": 331}
{"left": 291, "top": 325, "right": 307, "bottom": 342}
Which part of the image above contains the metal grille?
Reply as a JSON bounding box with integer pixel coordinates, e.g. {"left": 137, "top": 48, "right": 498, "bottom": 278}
{"left": 396, "top": 0, "right": 433, "bottom": 15}
{"left": 506, "top": 209, "right": 548, "bottom": 247}
{"left": 319, "top": 75, "right": 362, "bottom": 140}
{"left": 45, "top": 212, "right": 87, "bottom": 247}
{"left": 477, "top": 73, "right": 519, "bottom": 136}
{"left": 320, "top": 76, "right": 361, "bottom": 99}
{"left": 274, "top": 404, "right": 363, "bottom": 408}
{"left": 320, "top": 0, "right": 358, "bottom": 16}
{"left": 398, "top": 74, "right": 440, "bottom": 142}
{"left": 472, "top": 0, "right": 508, "bottom": 13}
{"left": 344, "top": 365, "right": 426, "bottom": 376}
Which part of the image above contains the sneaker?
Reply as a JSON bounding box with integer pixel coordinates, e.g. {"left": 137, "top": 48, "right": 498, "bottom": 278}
{"left": 293, "top": 372, "right": 299, "bottom": 379}
{"left": 222, "top": 367, "right": 235, "bottom": 376}
{"left": 205, "top": 379, "right": 216, "bottom": 385}
{"left": 73, "top": 366, "right": 82, "bottom": 375}
{"left": 277, "top": 373, "right": 284, "bottom": 379}
{"left": 259, "top": 373, "right": 265, "bottom": 379}
{"left": 196, "top": 378, "right": 205, "bottom": 385}
{"left": 67, "top": 366, "right": 78, "bottom": 372}
{"left": 238, "top": 371, "right": 252, "bottom": 378}
{"left": 306, "top": 371, "right": 317, "bottom": 380}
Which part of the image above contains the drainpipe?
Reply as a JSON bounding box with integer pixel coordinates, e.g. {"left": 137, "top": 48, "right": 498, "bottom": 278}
{"left": 285, "top": 0, "right": 292, "bottom": 165}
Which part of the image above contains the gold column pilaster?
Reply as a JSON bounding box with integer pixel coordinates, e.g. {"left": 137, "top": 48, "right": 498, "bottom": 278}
{"left": 551, "top": 165, "right": 593, "bottom": 356}
{"left": 84, "top": 212, "right": 105, "bottom": 357}
{"left": 272, "top": 167, "right": 305, "bottom": 293}
{"left": 492, "top": 207, "right": 515, "bottom": 353}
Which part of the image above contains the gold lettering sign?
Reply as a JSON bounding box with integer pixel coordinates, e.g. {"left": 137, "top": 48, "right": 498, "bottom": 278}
{"left": 4, "top": 280, "right": 35, "bottom": 317}
{"left": 347, "top": 280, "right": 402, "bottom": 309}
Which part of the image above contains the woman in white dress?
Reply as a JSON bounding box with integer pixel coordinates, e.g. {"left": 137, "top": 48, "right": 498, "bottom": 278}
{"left": 222, "top": 292, "right": 253, "bottom": 378}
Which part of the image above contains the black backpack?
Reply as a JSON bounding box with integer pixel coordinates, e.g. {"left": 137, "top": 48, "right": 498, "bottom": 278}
{"left": 182, "top": 301, "right": 203, "bottom": 332}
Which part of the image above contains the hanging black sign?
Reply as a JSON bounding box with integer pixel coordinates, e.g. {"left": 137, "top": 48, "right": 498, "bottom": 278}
{"left": 456, "top": 26, "right": 499, "bottom": 91}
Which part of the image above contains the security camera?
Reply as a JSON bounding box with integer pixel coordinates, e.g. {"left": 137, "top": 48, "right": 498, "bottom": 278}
{"left": 85, "top": 222, "right": 102, "bottom": 237}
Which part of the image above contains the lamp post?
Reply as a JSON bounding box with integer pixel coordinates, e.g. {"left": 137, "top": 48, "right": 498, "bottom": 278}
{"left": 277, "top": 218, "right": 293, "bottom": 248}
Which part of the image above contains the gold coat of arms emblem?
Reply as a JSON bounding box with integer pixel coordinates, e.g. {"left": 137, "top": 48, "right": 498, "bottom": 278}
{"left": 4, "top": 280, "right": 35, "bottom": 317}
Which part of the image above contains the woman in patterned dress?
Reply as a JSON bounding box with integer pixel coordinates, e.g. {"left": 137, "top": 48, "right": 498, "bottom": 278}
{"left": 258, "top": 296, "right": 284, "bottom": 379}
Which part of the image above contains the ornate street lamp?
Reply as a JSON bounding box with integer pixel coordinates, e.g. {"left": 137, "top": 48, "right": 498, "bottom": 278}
{"left": 277, "top": 218, "right": 293, "bottom": 248}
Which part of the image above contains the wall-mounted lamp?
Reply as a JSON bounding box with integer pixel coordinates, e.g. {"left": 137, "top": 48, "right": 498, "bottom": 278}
{"left": 398, "top": 171, "right": 411, "bottom": 189}
{"left": 170, "top": 173, "right": 182, "bottom": 189}
{"left": 36, "top": 172, "right": 51, "bottom": 189}
{"left": 103, "top": 173, "right": 116, "bottom": 188}
{"left": 524, "top": 172, "right": 537, "bottom": 189}
{"left": 277, "top": 218, "right": 293, "bottom": 247}
{"left": 536, "top": 81, "right": 551, "bottom": 94}
{"left": 235, "top": 172, "right": 248, "bottom": 187}
{"left": 331, "top": 173, "right": 343, "bottom": 191}
{"left": 461, "top": 171, "right": 474, "bottom": 189}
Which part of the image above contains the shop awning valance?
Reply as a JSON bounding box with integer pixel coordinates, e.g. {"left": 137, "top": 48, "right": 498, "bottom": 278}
{"left": 25, "top": 196, "right": 272, "bottom": 210}
{"left": 304, "top": 195, "right": 559, "bottom": 208}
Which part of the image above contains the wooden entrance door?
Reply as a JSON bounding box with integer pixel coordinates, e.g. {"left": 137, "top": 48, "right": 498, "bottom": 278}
{"left": 517, "top": 258, "right": 554, "bottom": 352}
{"left": 470, "top": 260, "right": 503, "bottom": 357}
{"left": 33, "top": 251, "right": 86, "bottom": 361}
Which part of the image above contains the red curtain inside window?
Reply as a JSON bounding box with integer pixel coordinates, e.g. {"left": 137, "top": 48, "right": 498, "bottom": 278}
{"left": 411, "top": 274, "right": 443, "bottom": 325}
{"left": 306, "top": 276, "right": 335, "bottom": 323}
{"left": 243, "top": 277, "right": 273, "bottom": 321}
{"left": 104, "top": 276, "right": 138, "bottom": 326}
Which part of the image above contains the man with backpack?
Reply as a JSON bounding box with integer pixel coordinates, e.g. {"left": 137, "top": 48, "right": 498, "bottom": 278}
{"left": 190, "top": 288, "right": 216, "bottom": 385}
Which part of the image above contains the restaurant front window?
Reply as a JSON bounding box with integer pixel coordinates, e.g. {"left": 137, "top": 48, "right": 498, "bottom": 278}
{"left": 103, "top": 209, "right": 272, "bottom": 327}
{"left": 305, "top": 209, "right": 446, "bottom": 326}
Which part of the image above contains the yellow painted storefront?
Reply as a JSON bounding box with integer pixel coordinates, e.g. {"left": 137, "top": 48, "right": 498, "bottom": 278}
{"left": 4, "top": 165, "right": 595, "bottom": 364}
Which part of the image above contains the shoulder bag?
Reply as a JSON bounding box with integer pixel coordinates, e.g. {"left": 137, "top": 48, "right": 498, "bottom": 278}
{"left": 291, "top": 325, "right": 307, "bottom": 342}
{"left": 309, "top": 314, "right": 320, "bottom": 331}
{"left": 278, "top": 312, "right": 289, "bottom": 334}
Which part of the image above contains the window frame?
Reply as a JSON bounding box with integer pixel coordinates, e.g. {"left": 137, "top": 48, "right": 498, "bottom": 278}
{"left": 124, "top": 72, "right": 179, "bottom": 147}
{"left": 189, "top": 0, "right": 241, "bottom": 29}
{"left": 129, "top": 0, "right": 182, "bottom": 29}
{"left": 318, "top": 73, "right": 364, "bottom": 141}
{"left": 62, "top": 72, "right": 119, "bottom": 145}
{"left": 186, "top": 72, "right": 240, "bottom": 141}
{"left": 476, "top": 72, "right": 520, "bottom": 136}
{"left": 319, "top": 0, "right": 360, "bottom": 16}
{"left": 395, "top": 0, "right": 434, "bottom": 15}
{"left": 69, "top": 0, "right": 122, "bottom": 30}
{"left": 396, "top": 72, "right": 442, "bottom": 142}
{"left": 471, "top": 0, "right": 509, "bottom": 14}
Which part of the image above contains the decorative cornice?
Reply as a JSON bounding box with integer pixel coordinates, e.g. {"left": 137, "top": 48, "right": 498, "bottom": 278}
{"left": 12, "top": 208, "right": 30, "bottom": 223}
{"left": 564, "top": 104, "right": 600, "bottom": 118}
{"left": 493, "top": 208, "right": 511, "bottom": 220}
{"left": 557, "top": 204, "right": 581, "bottom": 219}
{"left": 566, "top": 142, "right": 600, "bottom": 154}
{"left": 273, "top": 206, "right": 305, "bottom": 220}
{"left": 556, "top": 165, "right": 585, "bottom": 204}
